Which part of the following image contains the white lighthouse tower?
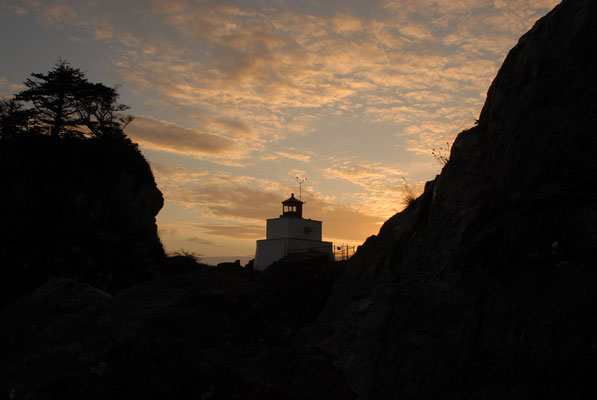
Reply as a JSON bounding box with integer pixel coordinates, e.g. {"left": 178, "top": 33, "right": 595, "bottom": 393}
{"left": 254, "top": 193, "right": 333, "bottom": 270}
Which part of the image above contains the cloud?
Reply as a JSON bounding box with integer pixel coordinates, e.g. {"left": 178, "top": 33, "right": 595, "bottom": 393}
{"left": 0, "top": 3, "right": 27, "bottom": 16}
{"left": 324, "top": 160, "right": 405, "bottom": 192}
{"left": 151, "top": 162, "right": 209, "bottom": 181}
{"left": 153, "top": 164, "right": 386, "bottom": 242}
{"left": 15, "top": 0, "right": 559, "bottom": 156}
{"left": 127, "top": 115, "right": 242, "bottom": 158}
{"left": 194, "top": 114, "right": 257, "bottom": 138}
{"left": 197, "top": 224, "right": 265, "bottom": 239}
{"left": 187, "top": 236, "right": 219, "bottom": 246}
{"left": 159, "top": 228, "right": 179, "bottom": 236}
{"left": 276, "top": 151, "right": 311, "bottom": 163}
{"left": 10, "top": 0, "right": 562, "bottom": 252}
{"left": 193, "top": 185, "right": 285, "bottom": 221}
{"left": 332, "top": 13, "right": 364, "bottom": 33}
{"left": 153, "top": 166, "right": 285, "bottom": 220}
{"left": 398, "top": 23, "right": 433, "bottom": 41}
{"left": 323, "top": 159, "right": 427, "bottom": 218}
{"left": 0, "top": 77, "right": 24, "bottom": 97}
{"left": 41, "top": 4, "right": 77, "bottom": 25}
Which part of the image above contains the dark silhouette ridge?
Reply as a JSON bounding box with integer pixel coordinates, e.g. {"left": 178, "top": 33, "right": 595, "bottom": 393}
{"left": 316, "top": 0, "right": 597, "bottom": 398}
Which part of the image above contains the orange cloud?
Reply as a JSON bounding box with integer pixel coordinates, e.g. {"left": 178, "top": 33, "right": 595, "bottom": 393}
{"left": 19, "top": 0, "right": 555, "bottom": 157}
{"left": 323, "top": 160, "right": 425, "bottom": 218}
{"left": 187, "top": 236, "right": 220, "bottom": 246}
{"left": 153, "top": 164, "right": 387, "bottom": 243}
{"left": 127, "top": 115, "right": 243, "bottom": 159}
{"left": 194, "top": 114, "right": 257, "bottom": 138}
{"left": 158, "top": 228, "right": 179, "bottom": 236}
{"left": 11, "top": 0, "right": 561, "bottom": 252}
{"left": 197, "top": 224, "right": 265, "bottom": 239}
{"left": 332, "top": 13, "right": 364, "bottom": 33}
{"left": 276, "top": 151, "right": 311, "bottom": 163}
{"left": 151, "top": 163, "right": 209, "bottom": 180}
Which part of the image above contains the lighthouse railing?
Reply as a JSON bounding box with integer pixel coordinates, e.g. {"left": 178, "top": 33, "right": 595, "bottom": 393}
{"left": 333, "top": 244, "right": 357, "bottom": 261}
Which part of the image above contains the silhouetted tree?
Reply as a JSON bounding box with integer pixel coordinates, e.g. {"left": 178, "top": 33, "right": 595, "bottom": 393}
{"left": 5, "top": 60, "right": 133, "bottom": 139}
{"left": 16, "top": 60, "right": 89, "bottom": 138}
{"left": 77, "top": 82, "right": 133, "bottom": 137}
{"left": 0, "top": 98, "right": 33, "bottom": 138}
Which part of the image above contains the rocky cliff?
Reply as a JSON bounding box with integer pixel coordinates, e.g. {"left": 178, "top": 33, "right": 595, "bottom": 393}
{"left": 0, "top": 135, "right": 165, "bottom": 305}
{"left": 316, "top": 0, "right": 597, "bottom": 398}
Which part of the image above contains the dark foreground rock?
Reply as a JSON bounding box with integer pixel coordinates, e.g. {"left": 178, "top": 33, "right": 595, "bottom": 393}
{"left": 0, "top": 135, "right": 165, "bottom": 306}
{"left": 0, "top": 258, "right": 354, "bottom": 400}
{"left": 316, "top": 0, "right": 597, "bottom": 398}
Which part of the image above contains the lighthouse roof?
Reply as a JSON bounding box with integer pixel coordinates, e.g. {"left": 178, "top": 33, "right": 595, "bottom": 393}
{"left": 282, "top": 193, "right": 303, "bottom": 205}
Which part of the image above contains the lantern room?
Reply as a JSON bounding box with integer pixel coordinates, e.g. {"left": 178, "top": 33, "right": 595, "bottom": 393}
{"left": 281, "top": 193, "right": 303, "bottom": 218}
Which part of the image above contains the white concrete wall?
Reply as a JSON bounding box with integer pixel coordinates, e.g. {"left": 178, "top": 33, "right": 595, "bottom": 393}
{"left": 286, "top": 238, "right": 332, "bottom": 255}
{"left": 255, "top": 239, "right": 287, "bottom": 269}
{"left": 254, "top": 238, "right": 333, "bottom": 270}
{"left": 266, "top": 218, "right": 322, "bottom": 240}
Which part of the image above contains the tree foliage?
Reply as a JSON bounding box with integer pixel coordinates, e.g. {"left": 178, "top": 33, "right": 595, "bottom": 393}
{"left": 77, "top": 82, "right": 133, "bottom": 137}
{"left": 16, "top": 60, "right": 88, "bottom": 137}
{"left": 1, "top": 60, "right": 133, "bottom": 139}
{"left": 0, "top": 98, "right": 34, "bottom": 137}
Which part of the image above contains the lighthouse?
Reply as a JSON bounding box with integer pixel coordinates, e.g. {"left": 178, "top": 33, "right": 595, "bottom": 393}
{"left": 254, "top": 193, "right": 333, "bottom": 270}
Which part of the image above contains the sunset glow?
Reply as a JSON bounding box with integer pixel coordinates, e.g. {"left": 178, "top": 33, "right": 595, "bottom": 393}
{"left": 0, "top": 0, "right": 559, "bottom": 263}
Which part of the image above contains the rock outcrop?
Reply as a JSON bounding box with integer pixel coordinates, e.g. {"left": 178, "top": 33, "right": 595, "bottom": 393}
{"left": 0, "top": 134, "right": 354, "bottom": 400}
{"left": 316, "top": 0, "right": 597, "bottom": 398}
{"left": 0, "top": 255, "right": 354, "bottom": 399}
{"left": 0, "top": 135, "right": 165, "bottom": 306}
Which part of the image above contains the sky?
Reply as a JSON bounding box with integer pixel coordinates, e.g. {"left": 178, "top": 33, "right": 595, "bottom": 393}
{"left": 0, "top": 0, "right": 560, "bottom": 264}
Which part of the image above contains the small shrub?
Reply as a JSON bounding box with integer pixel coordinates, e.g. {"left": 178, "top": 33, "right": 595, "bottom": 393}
{"left": 401, "top": 177, "right": 417, "bottom": 208}
{"left": 162, "top": 249, "right": 204, "bottom": 276}
{"left": 432, "top": 142, "right": 451, "bottom": 166}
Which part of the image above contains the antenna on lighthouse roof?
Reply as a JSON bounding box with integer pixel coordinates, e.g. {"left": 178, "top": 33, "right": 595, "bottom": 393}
{"left": 296, "top": 176, "right": 307, "bottom": 201}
